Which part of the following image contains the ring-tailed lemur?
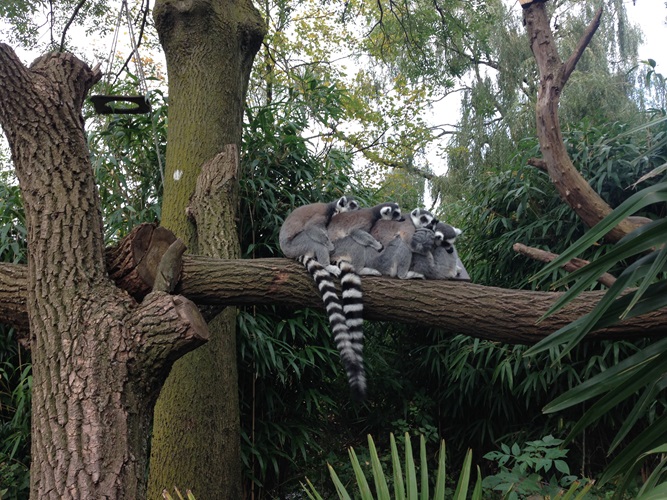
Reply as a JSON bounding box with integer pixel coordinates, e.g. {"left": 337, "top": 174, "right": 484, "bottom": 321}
{"left": 279, "top": 196, "right": 367, "bottom": 400}
{"left": 369, "top": 208, "right": 437, "bottom": 279}
{"left": 432, "top": 222, "right": 463, "bottom": 279}
{"left": 408, "top": 221, "right": 463, "bottom": 279}
{"left": 326, "top": 202, "right": 404, "bottom": 399}
{"left": 279, "top": 196, "right": 358, "bottom": 275}
{"left": 279, "top": 196, "right": 366, "bottom": 399}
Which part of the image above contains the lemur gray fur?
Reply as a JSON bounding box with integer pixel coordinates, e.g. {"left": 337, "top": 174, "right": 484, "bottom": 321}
{"left": 369, "top": 208, "right": 437, "bottom": 279}
{"left": 279, "top": 196, "right": 367, "bottom": 399}
{"left": 408, "top": 221, "right": 462, "bottom": 279}
{"left": 432, "top": 222, "right": 463, "bottom": 279}
{"left": 329, "top": 202, "right": 403, "bottom": 275}
{"left": 409, "top": 226, "right": 437, "bottom": 278}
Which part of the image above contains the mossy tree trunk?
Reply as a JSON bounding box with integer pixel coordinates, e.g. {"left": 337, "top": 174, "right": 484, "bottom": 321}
{"left": 0, "top": 45, "right": 208, "bottom": 500}
{"left": 146, "top": 1, "right": 265, "bottom": 498}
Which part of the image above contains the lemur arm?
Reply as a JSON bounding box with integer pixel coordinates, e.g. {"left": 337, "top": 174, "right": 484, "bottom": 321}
{"left": 349, "top": 229, "right": 383, "bottom": 251}
{"left": 410, "top": 228, "right": 436, "bottom": 255}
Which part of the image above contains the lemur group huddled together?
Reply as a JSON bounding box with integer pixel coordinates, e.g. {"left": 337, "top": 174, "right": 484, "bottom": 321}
{"left": 279, "top": 196, "right": 462, "bottom": 400}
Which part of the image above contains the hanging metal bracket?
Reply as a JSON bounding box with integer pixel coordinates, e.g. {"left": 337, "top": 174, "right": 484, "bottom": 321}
{"left": 89, "top": 94, "right": 152, "bottom": 115}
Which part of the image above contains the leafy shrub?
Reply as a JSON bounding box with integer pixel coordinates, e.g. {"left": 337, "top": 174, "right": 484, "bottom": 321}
{"left": 482, "top": 435, "right": 593, "bottom": 499}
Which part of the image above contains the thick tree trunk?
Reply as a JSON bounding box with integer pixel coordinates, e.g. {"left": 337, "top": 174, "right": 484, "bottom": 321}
{"left": 0, "top": 45, "right": 207, "bottom": 499}
{"left": 147, "top": 1, "right": 265, "bottom": 498}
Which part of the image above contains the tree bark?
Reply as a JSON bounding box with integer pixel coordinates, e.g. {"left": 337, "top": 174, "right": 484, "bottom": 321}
{"left": 0, "top": 45, "right": 207, "bottom": 499}
{"left": 3, "top": 250, "right": 666, "bottom": 345}
{"left": 147, "top": 1, "right": 265, "bottom": 498}
{"left": 522, "top": 2, "right": 645, "bottom": 241}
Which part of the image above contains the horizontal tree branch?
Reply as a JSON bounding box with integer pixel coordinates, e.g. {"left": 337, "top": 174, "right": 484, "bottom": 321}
{"left": 513, "top": 242, "right": 617, "bottom": 288}
{"left": 3, "top": 256, "right": 667, "bottom": 345}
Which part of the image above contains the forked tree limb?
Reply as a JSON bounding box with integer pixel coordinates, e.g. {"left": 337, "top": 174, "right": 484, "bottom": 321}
{"left": 522, "top": 2, "right": 646, "bottom": 241}
{"left": 561, "top": 6, "right": 602, "bottom": 85}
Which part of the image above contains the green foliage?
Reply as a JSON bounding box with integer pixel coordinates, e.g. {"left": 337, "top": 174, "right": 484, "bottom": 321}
{"left": 86, "top": 82, "right": 167, "bottom": 243}
{"left": 237, "top": 87, "right": 381, "bottom": 496}
{"left": 0, "top": 182, "right": 26, "bottom": 264}
{"left": 451, "top": 118, "right": 667, "bottom": 290}
{"left": 0, "top": 327, "right": 31, "bottom": 500}
{"left": 162, "top": 486, "right": 196, "bottom": 500}
{"left": 0, "top": 146, "right": 29, "bottom": 500}
{"left": 303, "top": 433, "right": 483, "bottom": 500}
{"left": 525, "top": 183, "right": 667, "bottom": 494}
{"left": 482, "top": 435, "right": 594, "bottom": 499}
{"left": 522, "top": 114, "right": 667, "bottom": 495}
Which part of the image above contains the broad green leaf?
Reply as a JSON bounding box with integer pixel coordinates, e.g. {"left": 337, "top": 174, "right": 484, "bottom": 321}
{"left": 433, "top": 440, "right": 447, "bottom": 500}
{"left": 368, "top": 435, "right": 390, "bottom": 499}
{"left": 405, "top": 433, "right": 418, "bottom": 500}
{"left": 608, "top": 375, "right": 667, "bottom": 454}
{"left": 621, "top": 244, "right": 667, "bottom": 318}
{"left": 599, "top": 414, "right": 667, "bottom": 486}
{"left": 348, "top": 446, "right": 373, "bottom": 500}
{"left": 543, "top": 338, "right": 667, "bottom": 412}
{"left": 557, "top": 350, "right": 667, "bottom": 444}
{"left": 452, "top": 449, "right": 473, "bottom": 500}
{"left": 471, "top": 466, "right": 484, "bottom": 500}
{"left": 636, "top": 454, "right": 667, "bottom": 496}
{"left": 391, "top": 433, "right": 406, "bottom": 500}
{"left": 328, "top": 463, "right": 353, "bottom": 500}
{"left": 635, "top": 483, "right": 667, "bottom": 500}
{"left": 526, "top": 261, "right": 667, "bottom": 358}
{"left": 419, "top": 435, "right": 429, "bottom": 500}
{"left": 533, "top": 181, "right": 667, "bottom": 284}
{"left": 302, "top": 478, "right": 326, "bottom": 500}
{"left": 539, "top": 218, "right": 667, "bottom": 322}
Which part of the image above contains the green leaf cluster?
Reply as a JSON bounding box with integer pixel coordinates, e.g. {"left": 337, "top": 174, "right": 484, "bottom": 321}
{"left": 482, "top": 435, "right": 594, "bottom": 499}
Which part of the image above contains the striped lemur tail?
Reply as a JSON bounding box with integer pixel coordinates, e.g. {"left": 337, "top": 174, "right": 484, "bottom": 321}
{"left": 298, "top": 255, "right": 367, "bottom": 400}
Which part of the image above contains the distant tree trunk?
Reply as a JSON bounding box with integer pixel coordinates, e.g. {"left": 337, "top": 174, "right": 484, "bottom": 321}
{"left": 0, "top": 45, "right": 207, "bottom": 500}
{"left": 146, "top": 0, "right": 265, "bottom": 498}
